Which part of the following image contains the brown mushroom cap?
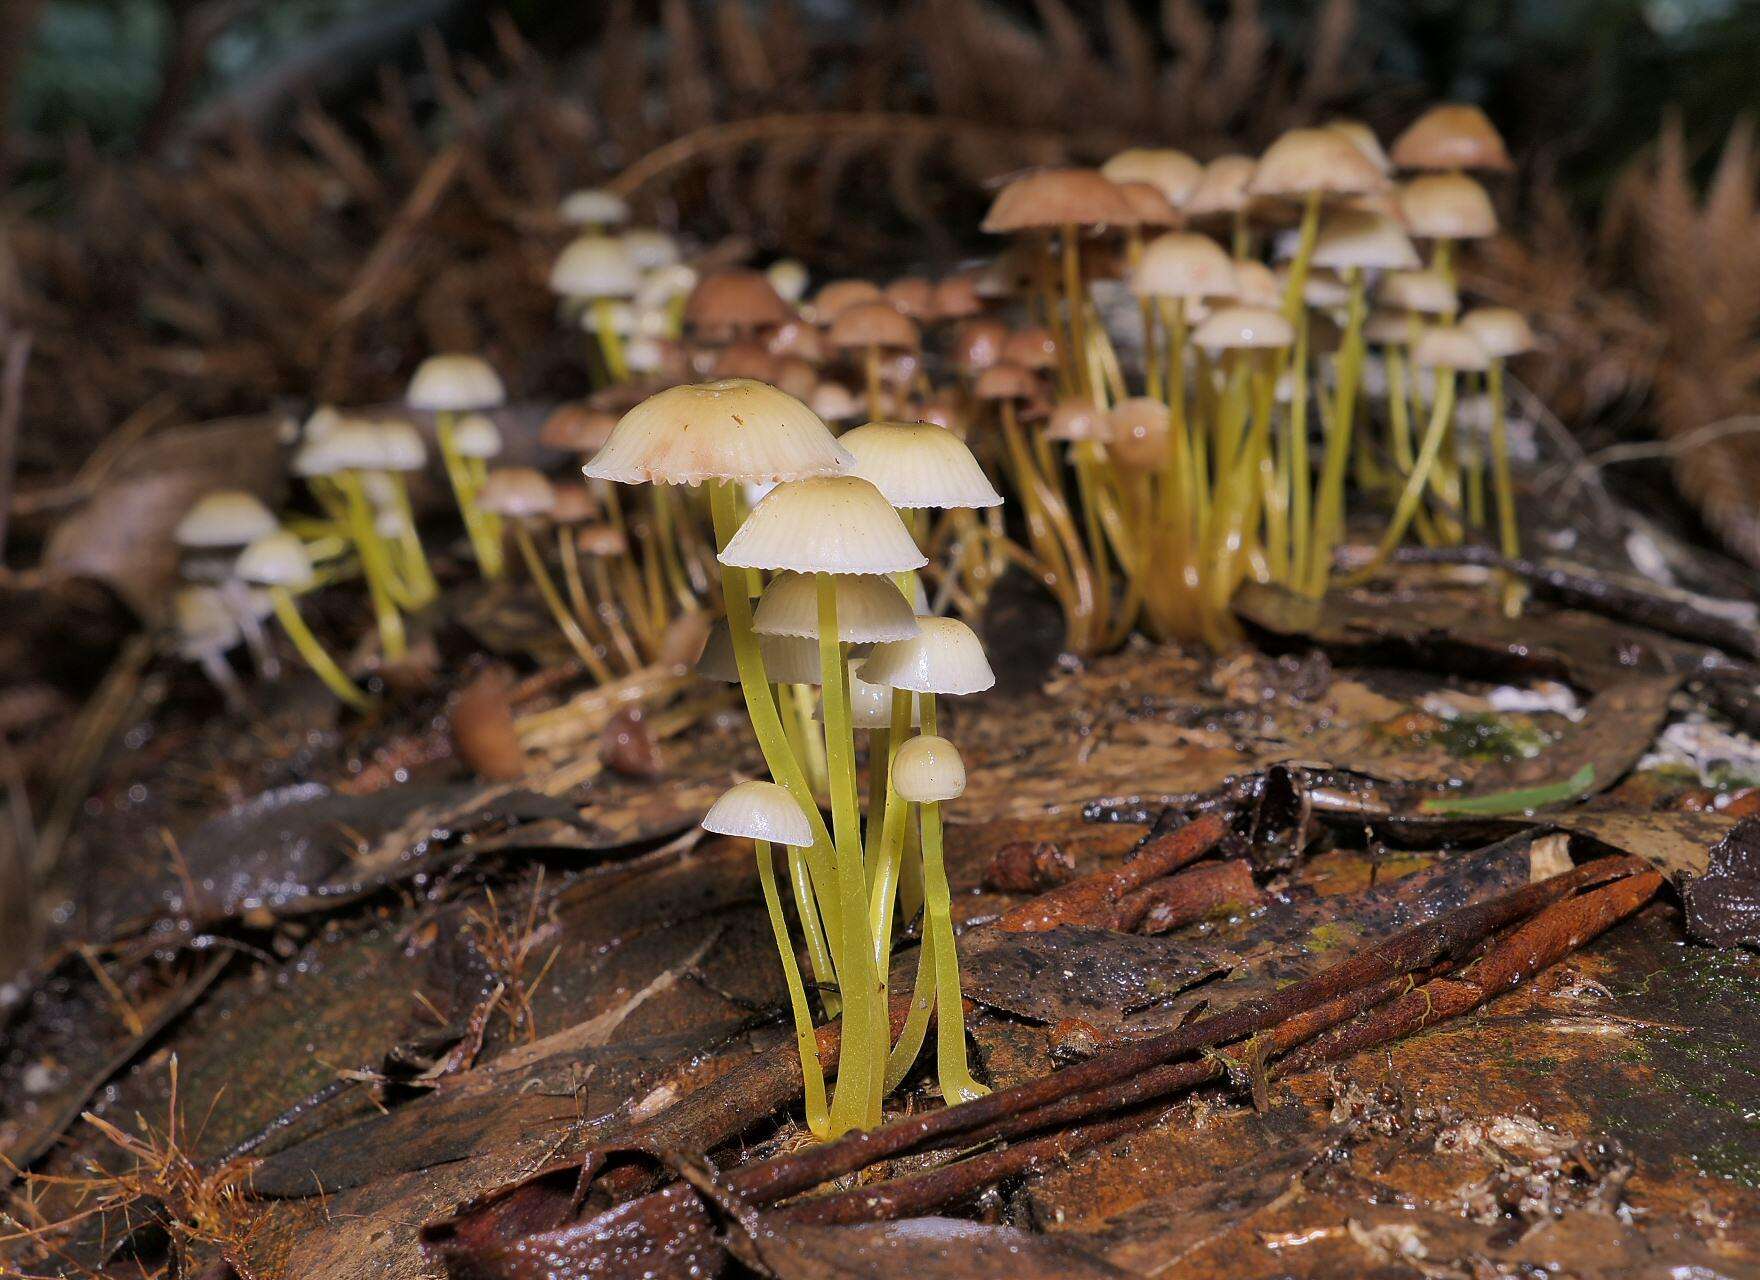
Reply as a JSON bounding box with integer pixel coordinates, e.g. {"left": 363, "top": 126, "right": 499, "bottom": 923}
{"left": 1184, "top": 155, "right": 1258, "bottom": 218}
{"left": 917, "top": 391, "right": 970, "bottom": 437}
{"left": 541, "top": 403, "right": 619, "bottom": 452}
{"left": 1002, "top": 326, "right": 1059, "bottom": 371}
{"left": 1106, "top": 397, "right": 1173, "bottom": 469}
{"left": 683, "top": 270, "right": 793, "bottom": 338}
{"left": 931, "top": 272, "right": 985, "bottom": 321}
{"left": 1043, "top": 399, "right": 1110, "bottom": 443}
{"left": 575, "top": 523, "right": 630, "bottom": 558}
{"left": 1389, "top": 103, "right": 1513, "bottom": 173}
{"left": 972, "top": 362, "right": 1040, "bottom": 401}
{"left": 981, "top": 167, "right": 1135, "bottom": 233}
{"left": 1114, "top": 180, "right": 1183, "bottom": 229}
{"left": 773, "top": 355, "right": 820, "bottom": 400}
{"left": 828, "top": 300, "right": 921, "bottom": 352}
{"left": 1100, "top": 148, "right": 1203, "bottom": 206}
{"left": 950, "top": 318, "right": 1010, "bottom": 374}
{"left": 1326, "top": 119, "right": 1392, "bottom": 174}
{"left": 809, "top": 278, "right": 884, "bottom": 323}
{"left": 1247, "top": 128, "right": 1391, "bottom": 199}
{"left": 710, "top": 340, "right": 781, "bottom": 383}
{"left": 765, "top": 318, "right": 826, "bottom": 363}
{"left": 884, "top": 277, "right": 937, "bottom": 319}
{"left": 1397, "top": 173, "right": 1498, "bottom": 240}
{"left": 550, "top": 482, "right": 600, "bottom": 525}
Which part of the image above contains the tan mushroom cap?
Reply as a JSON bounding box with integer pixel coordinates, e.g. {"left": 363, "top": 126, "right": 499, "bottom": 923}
{"left": 917, "top": 391, "right": 970, "bottom": 438}
{"left": 1460, "top": 307, "right": 1537, "bottom": 359}
{"left": 1412, "top": 325, "right": 1490, "bottom": 372}
{"left": 1130, "top": 232, "right": 1238, "bottom": 300}
{"left": 1184, "top": 155, "right": 1259, "bottom": 217}
{"left": 810, "top": 382, "right": 862, "bottom": 423}
{"left": 1106, "top": 397, "right": 1173, "bottom": 470}
{"left": 752, "top": 571, "right": 920, "bottom": 643}
{"left": 883, "top": 277, "right": 937, "bottom": 319}
{"left": 1101, "top": 148, "right": 1203, "bottom": 206}
{"left": 930, "top": 273, "right": 985, "bottom": 321}
{"left": 1390, "top": 103, "right": 1513, "bottom": 173}
{"left": 1377, "top": 269, "right": 1460, "bottom": 316}
{"left": 683, "top": 270, "right": 794, "bottom": 337}
{"left": 540, "top": 403, "right": 619, "bottom": 453}
{"left": 1326, "top": 119, "right": 1392, "bottom": 174}
{"left": 695, "top": 621, "right": 828, "bottom": 686}
{"left": 585, "top": 378, "right": 852, "bottom": 486}
{"left": 1044, "top": 399, "right": 1111, "bottom": 443}
{"left": 718, "top": 475, "right": 927, "bottom": 576}
{"left": 839, "top": 420, "right": 1002, "bottom": 509}
{"left": 766, "top": 318, "right": 826, "bottom": 363}
{"left": 1114, "top": 181, "right": 1183, "bottom": 229}
{"left": 1310, "top": 208, "right": 1421, "bottom": 272}
{"left": 407, "top": 353, "right": 507, "bottom": 412}
{"left": 773, "top": 355, "right": 819, "bottom": 401}
{"left": 477, "top": 467, "right": 557, "bottom": 519}
{"left": 1230, "top": 260, "right": 1282, "bottom": 309}
{"left": 1191, "top": 305, "right": 1295, "bottom": 352}
{"left": 1397, "top": 173, "right": 1498, "bottom": 240}
{"left": 981, "top": 167, "right": 1135, "bottom": 233}
{"left": 951, "top": 319, "right": 1010, "bottom": 374}
{"left": 827, "top": 300, "right": 921, "bottom": 352}
{"left": 1362, "top": 309, "right": 1418, "bottom": 346}
{"left": 575, "top": 523, "right": 629, "bottom": 558}
{"left": 710, "top": 341, "right": 781, "bottom": 383}
{"left": 972, "top": 362, "right": 1040, "bottom": 401}
{"left": 550, "top": 483, "right": 600, "bottom": 525}
{"left": 1002, "top": 326, "right": 1058, "bottom": 371}
{"left": 1247, "top": 128, "right": 1391, "bottom": 199}
{"left": 702, "top": 780, "right": 814, "bottom": 847}
{"left": 891, "top": 735, "right": 967, "bottom": 803}
{"left": 809, "top": 278, "right": 884, "bottom": 323}
{"left": 549, "top": 234, "right": 641, "bottom": 298}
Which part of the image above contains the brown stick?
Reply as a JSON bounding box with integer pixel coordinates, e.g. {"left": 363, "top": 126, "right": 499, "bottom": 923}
{"left": 1117, "top": 858, "right": 1260, "bottom": 934}
{"left": 997, "top": 811, "right": 1229, "bottom": 932}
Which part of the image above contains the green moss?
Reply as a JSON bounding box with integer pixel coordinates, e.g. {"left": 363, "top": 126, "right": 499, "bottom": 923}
{"left": 1429, "top": 712, "right": 1551, "bottom": 762}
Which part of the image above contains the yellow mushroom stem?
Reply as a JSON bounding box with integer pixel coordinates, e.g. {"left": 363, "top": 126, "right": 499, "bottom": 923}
{"left": 1304, "top": 268, "right": 1367, "bottom": 597}
{"left": 755, "top": 837, "right": 831, "bottom": 1139}
{"left": 1488, "top": 357, "right": 1525, "bottom": 617}
{"left": 379, "top": 470, "right": 440, "bottom": 606}
{"left": 509, "top": 521, "right": 617, "bottom": 684}
{"left": 590, "top": 297, "right": 629, "bottom": 383}
{"left": 1350, "top": 368, "right": 1461, "bottom": 581}
{"left": 436, "top": 411, "right": 504, "bottom": 578}
{"left": 266, "top": 585, "right": 374, "bottom": 712}
{"left": 335, "top": 470, "right": 407, "bottom": 662}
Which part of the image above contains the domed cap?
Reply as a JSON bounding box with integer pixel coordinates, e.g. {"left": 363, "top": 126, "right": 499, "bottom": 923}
{"left": 892, "top": 735, "right": 966, "bottom": 803}
{"left": 951, "top": 319, "right": 1009, "bottom": 374}
{"left": 1114, "top": 181, "right": 1182, "bottom": 229}
{"left": 884, "top": 277, "right": 936, "bottom": 319}
{"left": 840, "top": 420, "right": 1002, "bottom": 509}
{"left": 972, "top": 362, "right": 1039, "bottom": 402}
{"left": 809, "top": 382, "right": 862, "bottom": 423}
{"left": 1390, "top": 104, "right": 1513, "bottom": 173}
{"left": 753, "top": 572, "right": 919, "bottom": 642}
{"left": 931, "top": 272, "right": 985, "bottom": 321}
{"left": 1192, "top": 305, "right": 1294, "bottom": 352}
{"left": 1044, "top": 400, "right": 1111, "bottom": 443}
{"left": 1101, "top": 148, "right": 1203, "bottom": 206}
{"left": 718, "top": 475, "right": 926, "bottom": 575}
{"left": 1230, "top": 260, "right": 1282, "bottom": 308}
{"left": 1107, "top": 397, "right": 1172, "bottom": 469}
{"left": 828, "top": 301, "right": 920, "bottom": 352}
{"left": 1001, "top": 327, "right": 1058, "bottom": 372}
{"left": 858, "top": 616, "right": 994, "bottom": 695}
{"left": 451, "top": 412, "right": 504, "bottom": 459}
{"left": 173, "top": 586, "right": 240, "bottom": 654}
{"left": 981, "top": 168, "right": 1134, "bottom": 233}
{"left": 620, "top": 227, "right": 680, "bottom": 270}
{"left": 560, "top": 188, "right": 629, "bottom": 226}
{"left": 1310, "top": 208, "right": 1421, "bottom": 271}
{"left": 1460, "top": 307, "right": 1537, "bottom": 359}
{"left": 477, "top": 468, "right": 558, "bottom": 519}
{"left": 584, "top": 379, "right": 852, "bottom": 486}
{"left": 377, "top": 421, "right": 427, "bottom": 472}
{"left": 1130, "top": 232, "right": 1238, "bottom": 299}
{"left": 696, "top": 621, "right": 826, "bottom": 686}
{"left": 766, "top": 259, "right": 810, "bottom": 304}
{"left": 683, "top": 270, "right": 793, "bottom": 337}
{"left": 702, "top": 780, "right": 813, "bottom": 847}
{"left": 176, "top": 490, "right": 278, "bottom": 548}
{"left": 541, "top": 403, "right": 618, "bottom": 453}
{"left": 808, "top": 278, "right": 883, "bottom": 323}
{"left": 1397, "top": 173, "right": 1497, "bottom": 240}
{"left": 710, "top": 341, "right": 780, "bottom": 383}
{"left": 407, "top": 354, "right": 506, "bottom": 412}
{"left": 636, "top": 263, "right": 698, "bottom": 310}
{"left": 1377, "top": 269, "right": 1459, "bottom": 316}
{"left": 549, "top": 235, "right": 641, "bottom": 298}
{"left": 1362, "top": 309, "right": 1416, "bottom": 345}
{"left": 1184, "top": 155, "right": 1258, "bottom": 217}
{"left": 236, "top": 530, "right": 315, "bottom": 589}
{"left": 1326, "top": 119, "right": 1392, "bottom": 174}
{"left": 819, "top": 662, "right": 922, "bottom": 729}
{"left": 1282, "top": 266, "right": 1352, "bottom": 309}
{"left": 1247, "top": 128, "right": 1390, "bottom": 198}
{"left": 1412, "top": 325, "right": 1490, "bottom": 372}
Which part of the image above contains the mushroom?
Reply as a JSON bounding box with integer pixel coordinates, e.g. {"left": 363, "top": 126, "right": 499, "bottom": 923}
{"left": 174, "top": 490, "right": 282, "bottom": 679}
{"left": 294, "top": 419, "right": 409, "bottom": 661}
{"left": 1398, "top": 172, "right": 1497, "bottom": 283}
{"left": 236, "top": 531, "right": 372, "bottom": 711}
{"left": 172, "top": 586, "right": 250, "bottom": 711}
{"left": 827, "top": 300, "right": 920, "bottom": 420}
{"left": 559, "top": 187, "right": 629, "bottom": 230}
{"left": 407, "top": 353, "right": 508, "bottom": 579}
{"left": 548, "top": 235, "right": 641, "bottom": 381}
{"left": 1461, "top": 307, "right": 1538, "bottom": 611}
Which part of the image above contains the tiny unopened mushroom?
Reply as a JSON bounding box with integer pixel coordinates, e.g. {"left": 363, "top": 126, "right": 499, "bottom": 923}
{"left": 236, "top": 531, "right": 372, "bottom": 711}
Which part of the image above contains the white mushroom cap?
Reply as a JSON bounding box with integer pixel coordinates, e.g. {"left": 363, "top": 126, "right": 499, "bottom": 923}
{"left": 1130, "top": 232, "right": 1238, "bottom": 301}
{"left": 1460, "top": 307, "right": 1537, "bottom": 359}
{"left": 695, "top": 621, "right": 829, "bottom": 686}
{"left": 477, "top": 468, "right": 557, "bottom": 519}
{"left": 702, "top": 779, "right": 814, "bottom": 847}
{"left": 1325, "top": 119, "right": 1392, "bottom": 174}
{"left": 585, "top": 379, "right": 852, "bottom": 487}
{"left": 1412, "top": 325, "right": 1490, "bottom": 372}
{"left": 1397, "top": 173, "right": 1498, "bottom": 241}
{"left": 304, "top": 405, "right": 345, "bottom": 441}
{"left": 450, "top": 413, "right": 503, "bottom": 459}
{"left": 891, "top": 735, "right": 967, "bottom": 803}
{"left": 1310, "top": 208, "right": 1421, "bottom": 272}
{"left": 753, "top": 572, "right": 919, "bottom": 643}
{"left": 236, "top": 530, "right": 315, "bottom": 589}
{"left": 857, "top": 615, "right": 994, "bottom": 696}
{"left": 1100, "top": 148, "right": 1203, "bottom": 206}
{"left": 377, "top": 421, "right": 428, "bottom": 472}
{"left": 549, "top": 234, "right": 641, "bottom": 299}
{"left": 621, "top": 227, "right": 680, "bottom": 270}
{"left": 719, "top": 476, "right": 926, "bottom": 576}
{"left": 175, "top": 491, "right": 279, "bottom": 548}
{"left": 1377, "top": 269, "right": 1459, "bottom": 316}
{"left": 1191, "top": 305, "right": 1295, "bottom": 352}
{"left": 407, "top": 354, "right": 506, "bottom": 412}
{"left": 319, "top": 421, "right": 395, "bottom": 473}
{"left": 560, "top": 187, "right": 629, "bottom": 226}
{"left": 173, "top": 586, "right": 241, "bottom": 654}
{"left": 809, "top": 382, "right": 861, "bottom": 423}
{"left": 819, "top": 663, "right": 922, "bottom": 729}
{"left": 1229, "top": 260, "right": 1282, "bottom": 309}
{"left": 636, "top": 263, "right": 699, "bottom": 310}
{"left": 1246, "top": 127, "right": 1390, "bottom": 198}
{"left": 766, "top": 259, "right": 810, "bottom": 304}
{"left": 839, "top": 421, "right": 1002, "bottom": 510}
{"left": 624, "top": 336, "right": 667, "bottom": 374}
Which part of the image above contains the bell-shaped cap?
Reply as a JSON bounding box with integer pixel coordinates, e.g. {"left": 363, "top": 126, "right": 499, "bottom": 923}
{"left": 173, "top": 585, "right": 240, "bottom": 655}
{"left": 620, "top": 227, "right": 679, "bottom": 270}
{"left": 931, "top": 273, "right": 985, "bottom": 321}
{"left": 561, "top": 188, "right": 629, "bottom": 226}
{"left": 1310, "top": 209, "right": 1420, "bottom": 272}
{"left": 1398, "top": 173, "right": 1497, "bottom": 240}
{"left": 176, "top": 490, "right": 278, "bottom": 548}
{"left": 809, "top": 382, "right": 862, "bottom": 423}
{"left": 636, "top": 262, "right": 698, "bottom": 310}
{"left": 1247, "top": 128, "right": 1389, "bottom": 199}
{"left": 236, "top": 530, "right": 314, "bottom": 589}
{"left": 1230, "top": 260, "right": 1282, "bottom": 308}
{"left": 377, "top": 421, "right": 427, "bottom": 472}
{"left": 549, "top": 234, "right": 641, "bottom": 298}
{"left": 719, "top": 475, "right": 926, "bottom": 575}
{"left": 1114, "top": 181, "right": 1182, "bottom": 229}
{"left": 585, "top": 379, "right": 852, "bottom": 486}
{"left": 884, "top": 277, "right": 936, "bottom": 319}
{"left": 1192, "top": 305, "right": 1294, "bottom": 352}
{"left": 1326, "top": 119, "right": 1392, "bottom": 174}
{"left": 981, "top": 167, "right": 1134, "bottom": 233}
{"left": 1107, "top": 398, "right": 1173, "bottom": 470}
{"left": 820, "top": 663, "right": 923, "bottom": 730}
{"left": 1460, "top": 307, "right": 1536, "bottom": 359}
{"left": 407, "top": 353, "right": 506, "bottom": 412}
{"left": 891, "top": 735, "right": 967, "bottom": 803}
{"left": 695, "top": 621, "right": 827, "bottom": 685}
{"left": 972, "top": 362, "right": 1039, "bottom": 402}
{"left": 841, "top": 420, "right": 1002, "bottom": 509}
{"left": 710, "top": 341, "right": 780, "bottom": 384}
{"left": 477, "top": 467, "right": 557, "bottom": 519}
{"left": 766, "top": 259, "right": 810, "bottom": 304}
{"left": 828, "top": 300, "right": 920, "bottom": 352}
{"left": 1101, "top": 148, "right": 1203, "bottom": 206}
{"left": 702, "top": 780, "right": 813, "bottom": 847}
{"left": 1390, "top": 104, "right": 1513, "bottom": 173}
{"left": 1184, "top": 155, "right": 1258, "bottom": 217}
{"left": 1000, "top": 326, "right": 1058, "bottom": 372}
{"left": 1362, "top": 309, "right": 1417, "bottom": 346}
{"left": 1044, "top": 400, "right": 1111, "bottom": 443}
{"left": 753, "top": 571, "right": 919, "bottom": 643}
{"left": 451, "top": 412, "right": 504, "bottom": 460}
{"left": 951, "top": 319, "right": 1009, "bottom": 374}
{"left": 1130, "top": 232, "right": 1238, "bottom": 300}
{"left": 1376, "top": 269, "right": 1459, "bottom": 316}
{"left": 858, "top": 616, "right": 994, "bottom": 696}
{"left": 1412, "top": 325, "right": 1490, "bottom": 372}
{"left": 541, "top": 403, "right": 618, "bottom": 453}
{"left": 684, "top": 270, "right": 793, "bottom": 336}
{"left": 808, "top": 278, "right": 883, "bottom": 323}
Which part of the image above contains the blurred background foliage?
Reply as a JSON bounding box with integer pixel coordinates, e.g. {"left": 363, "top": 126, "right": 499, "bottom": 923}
{"left": 7, "top": 0, "right": 1759, "bottom": 202}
